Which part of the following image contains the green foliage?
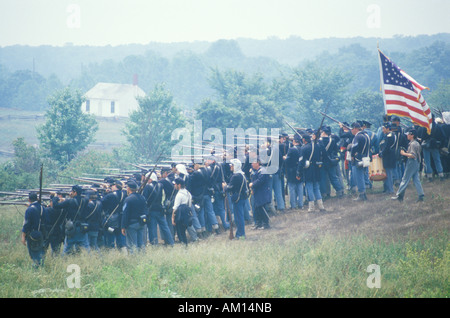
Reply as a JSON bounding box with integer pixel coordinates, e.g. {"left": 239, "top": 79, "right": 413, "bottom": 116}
{"left": 346, "top": 89, "right": 385, "bottom": 126}
{"left": 0, "top": 68, "right": 63, "bottom": 110}
{"left": 58, "top": 150, "right": 116, "bottom": 181}
{"left": 11, "top": 137, "right": 41, "bottom": 174}
{"left": 428, "top": 78, "right": 450, "bottom": 112}
{"left": 0, "top": 138, "right": 42, "bottom": 191}
{"left": 196, "top": 69, "right": 284, "bottom": 131}
{"left": 37, "top": 87, "right": 98, "bottom": 166}
{"left": 123, "top": 84, "right": 187, "bottom": 162}
{"left": 288, "top": 62, "right": 352, "bottom": 128}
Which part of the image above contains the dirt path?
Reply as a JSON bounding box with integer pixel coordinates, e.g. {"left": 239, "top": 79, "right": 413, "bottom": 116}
{"left": 239, "top": 178, "right": 450, "bottom": 243}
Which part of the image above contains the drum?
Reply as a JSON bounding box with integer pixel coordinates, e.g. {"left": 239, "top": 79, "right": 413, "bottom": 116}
{"left": 369, "top": 154, "right": 387, "bottom": 181}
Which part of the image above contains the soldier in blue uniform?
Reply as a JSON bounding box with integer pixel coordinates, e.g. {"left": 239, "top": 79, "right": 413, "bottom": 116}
{"left": 350, "top": 122, "right": 371, "bottom": 201}
{"left": 297, "top": 134, "right": 326, "bottom": 212}
{"left": 45, "top": 192, "right": 66, "bottom": 257}
{"left": 84, "top": 190, "right": 103, "bottom": 251}
{"left": 52, "top": 185, "right": 90, "bottom": 255}
{"left": 249, "top": 158, "right": 272, "bottom": 229}
{"left": 205, "top": 156, "right": 230, "bottom": 231}
{"left": 190, "top": 162, "right": 220, "bottom": 235}
{"left": 223, "top": 158, "right": 249, "bottom": 239}
{"left": 318, "top": 126, "right": 345, "bottom": 199}
{"left": 21, "top": 192, "right": 48, "bottom": 267}
{"left": 101, "top": 181, "right": 127, "bottom": 249}
{"left": 143, "top": 172, "right": 174, "bottom": 247}
{"left": 284, "top": 134, "right": 304, "bottom": 209}
{"left": 121, "top": 180, "right": 148, "bottom": 252}
{"left": 379, "top": 122, "right": 397, "bottom": 194}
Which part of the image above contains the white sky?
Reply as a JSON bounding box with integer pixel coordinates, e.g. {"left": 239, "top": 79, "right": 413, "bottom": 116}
{"left": 0, "top": 0, "right": 449, "bottom": 47}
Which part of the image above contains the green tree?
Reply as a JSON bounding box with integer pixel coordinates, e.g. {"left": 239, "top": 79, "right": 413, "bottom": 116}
{"left": 196, "top": 68, "right": 284, "bottom": 132}
{"left": 0, "top": 138, "right": 42, "bottom": 191}
{"left": 123, "top": 84, "right": 187, "bottom": 162}
{"left": 428, "top": 79, "right": 450, "bottom": 112}
{"left": 346, "top": 89, "right": 385, "bottom": 126}
{"left": 37, "top": 87, "right": 98, "bottom": 166}
{"left": 289, "top": 62, "right": 351, "bottom": 128}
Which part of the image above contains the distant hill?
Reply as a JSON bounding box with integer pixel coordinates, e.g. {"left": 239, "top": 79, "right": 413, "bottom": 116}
{"left": 1, "top": 33, "right": 449, "bottom": 83}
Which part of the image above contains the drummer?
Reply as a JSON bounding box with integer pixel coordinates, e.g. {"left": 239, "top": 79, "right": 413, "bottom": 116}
{"left": 379, "top": 122, "right": 396, "bottom": 194}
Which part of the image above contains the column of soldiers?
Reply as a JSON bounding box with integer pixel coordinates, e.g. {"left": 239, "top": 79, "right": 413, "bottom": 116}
{"left": 20, "top": 114, "right": 450, "bottom": 267}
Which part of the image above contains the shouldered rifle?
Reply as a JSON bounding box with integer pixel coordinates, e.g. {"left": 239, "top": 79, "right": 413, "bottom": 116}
{"left": 138, "top": 152, "right": 164, "bottom": 194}
{"left": 38, "top": 164, "right": 43, "bottom": 204}
{"left": 319, "top": 111, "right": 352, "bottom": 130}
{"left": 224, "top": 193, "right": 234, "bottom": 240}
{"left": 284, "top": 120, "right": 305, "bottom": 140}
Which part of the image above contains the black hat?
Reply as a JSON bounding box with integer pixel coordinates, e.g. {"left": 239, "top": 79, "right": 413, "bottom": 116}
{"left": 29, "top": 192, "right": 38, "bottom": 202}
{"left": 362, "top": 120, "right": 372, "bottom": 128}
{"left": 85, "top": 190, "right": 97, "bottom": 199}
{"left": 322, "top": 126, "right": 331, "bottom": 135}
{"left": 351, "top": 122, "right": 361, "bottom": 129}
{"left": 104, "top": 177, "right": 115, "bottom": 184}
{"left": 391, "top": 116, "right": 401, "bottom": 122}
{"left": 174, "top": 178, "right": 185, "bottom": 186}
{"left": 302, "top": 134, "right": 311, "bottom": 142}
{"left": 72, "top": 185, "right": 83, "bottom": 195}
{"left": 126, "top": 180, "right": 138, "bottom": 189}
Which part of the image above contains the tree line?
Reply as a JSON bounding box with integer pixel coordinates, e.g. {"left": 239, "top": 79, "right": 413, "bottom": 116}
{"left": 0, "top": 38, "right": 449, "bottom": 192}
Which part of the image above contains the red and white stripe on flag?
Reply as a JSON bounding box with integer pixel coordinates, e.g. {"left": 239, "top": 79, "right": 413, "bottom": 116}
{"left": 378, "top": 49, "right": 432, "bottom": 134}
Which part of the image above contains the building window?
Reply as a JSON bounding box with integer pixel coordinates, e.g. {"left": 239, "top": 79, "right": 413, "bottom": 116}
{"left": 111, "top": 101, "right": 115, "bottom": 114}
{"left": 86, "top": 100, "right": 90, "bottom": 112}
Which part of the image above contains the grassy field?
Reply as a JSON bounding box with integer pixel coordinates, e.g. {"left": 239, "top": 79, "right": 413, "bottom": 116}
{"left": 0, "top": 108, "right": 127, "bottom": 162}
{"left": 0, "top": 179, "right": 448, "bottom": 299}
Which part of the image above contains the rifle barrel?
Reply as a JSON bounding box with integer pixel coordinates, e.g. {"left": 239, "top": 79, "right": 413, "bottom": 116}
{"left": 319, "top": 111, "right": 351, "bottom": 130}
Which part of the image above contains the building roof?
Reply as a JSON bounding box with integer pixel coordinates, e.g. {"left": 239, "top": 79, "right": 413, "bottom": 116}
{"left": 84, "top": 82, "right": 146, "bottom": 100}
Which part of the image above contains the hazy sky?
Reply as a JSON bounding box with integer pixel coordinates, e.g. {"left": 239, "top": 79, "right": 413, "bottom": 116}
{"left": 0, "top": 0, "right": 449, "bottom": 47}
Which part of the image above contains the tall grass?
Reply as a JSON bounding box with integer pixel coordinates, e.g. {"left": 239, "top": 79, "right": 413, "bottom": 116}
{"left": 0, "top": 205, "right": 448, "bottom": 298}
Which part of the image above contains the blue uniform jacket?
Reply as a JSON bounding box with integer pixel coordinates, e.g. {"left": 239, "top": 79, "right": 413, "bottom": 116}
{"left": 250, "top": 167, "right": 272, "bottom": 208}
{"left": 22, "top": 202, "right": 48, "bottom": 234}
{"left": 143, "top": 181, "right": 164, "bottom": 212}
{"left": 284, "top": 145, "right": 302, "bottom": 183}
{"left": 52, "top": 195, "right": 88, "bottom": 223}
{"left": 351, "top": 131, "right": 370, "bottom": 163}
{"left": 121, "top": 192, "right": 147, "bottom": 228}
{"left": 297, "top": 141, "right": 326, "bottom": 183}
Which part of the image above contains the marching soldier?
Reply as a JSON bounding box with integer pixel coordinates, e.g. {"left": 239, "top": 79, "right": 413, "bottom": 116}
{"left": 143, "top": 172, "right": 174, "bottom": 246}
{"left": 45, "top": 192, "right": 66, "bottom": 257}
{"left": 350, "top": 122, "right": 371, "bottom": 201}
{"left": 284, "top": 134, "right": 304, "bottom": 209}
{"left": 297, "top": 133, "right": 326, "bottom": 212}
{"left": 52, "top": 185, "right": 90, "bottom": 255}
{"left": 205, "top": 156, "right": 230, "bottom": 232}
{"left": 101, "top": 181, "right": 127, "bottom": 249}
{"left": 121, "top": 180, "right": 147, "bottom": 252}
{"left": 223, "top": 158, "right": 249, "bottom": 239}
{"left": 249, "top": 158, "right": 272, "bottom": 230}
{"left": 21, "top": 192, "right": 48, "bottom": 267}
{"left": 318, "top": 126, "right": 344, "bottom": 199}
{"left": 85, "top": 190, "right": 103, "bottom": 251}
{"left": 379, "top": 122, "right": 397, "bottom": 194}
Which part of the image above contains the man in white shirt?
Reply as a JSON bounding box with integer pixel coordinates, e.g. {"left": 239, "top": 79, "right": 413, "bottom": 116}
{"left": 172, "top": 178, "right": 193, "bottom": 245}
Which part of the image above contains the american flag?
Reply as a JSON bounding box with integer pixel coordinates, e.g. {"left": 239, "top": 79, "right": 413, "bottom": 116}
{"left": 378, "top": 49, "right": 432, "bottom": 134}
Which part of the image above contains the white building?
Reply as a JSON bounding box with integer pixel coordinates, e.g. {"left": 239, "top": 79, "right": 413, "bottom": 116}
{"left": 82, "top": 82, "right": 146, "bottom": 118}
